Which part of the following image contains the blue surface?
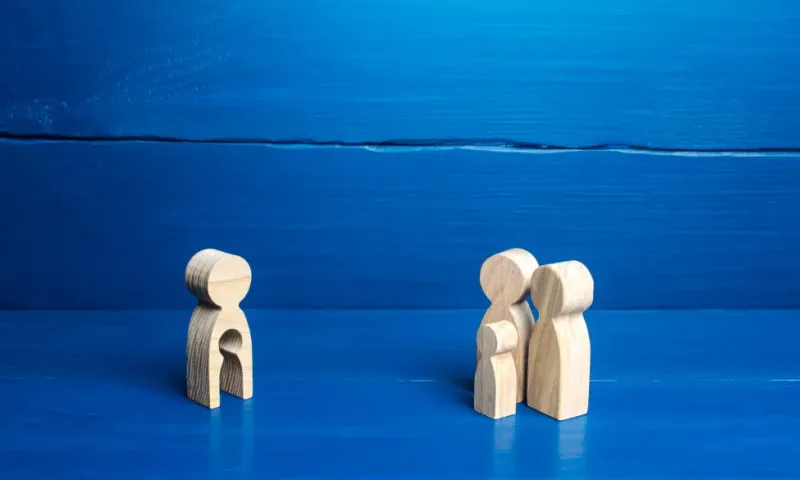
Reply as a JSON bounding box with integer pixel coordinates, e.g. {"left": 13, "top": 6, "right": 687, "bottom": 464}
{"left": 2, "top": 0, "right": 800, "bottom": 149}
{"left": 1, "top": 309, "right": 799, "bottom": 479}
{"left": 2, "top": 141, "right": 800, "bottom": 310}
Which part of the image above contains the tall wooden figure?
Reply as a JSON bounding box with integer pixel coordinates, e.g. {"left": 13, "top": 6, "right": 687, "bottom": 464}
{"left": 475, "top": 320, "right": 518, "bottom": 419}
{"left": 526, "top": 261, "right": 594, "bottom": 421}
{"left": 185, "top": 248, "right": 254, "bottom": 409}
{"left": 479, "top": 248, "right": 539, "bottom": 402}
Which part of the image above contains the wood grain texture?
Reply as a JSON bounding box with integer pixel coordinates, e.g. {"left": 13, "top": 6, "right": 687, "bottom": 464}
{"left": 185, "top": 249, "right": 253, "bottom": 408}
{"left": 527, "top": 261, "right": 594, "bottom": 421}
{"left": 478, "top": 303, "right": 535, "bottom": 403}
{"left": 474, "top": 320, "right": 518, "bottom": 420}
{"left": 478, "top": 249, "right": 538, "bottom": 402}
{"left": 480, "top": 249, "right": 539, "bottom": 305}
{"left": 2, "top": 141, "right": 800, "bottom": 310}
{"left": 1, "top": 0, "right": 799, "bottom": 148}
{"left": 1, "top": 309, "right": 799, "bottom": 478}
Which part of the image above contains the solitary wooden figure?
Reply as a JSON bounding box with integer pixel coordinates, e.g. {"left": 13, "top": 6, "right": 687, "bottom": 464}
{"left": 526, "top": 261, "right": 594, "bottom": 421}
{"left": 185, "top": 248, "right": 254, "bottom": 409}
{"left": 475, "top": 320, "right": 518, "bottom": 420}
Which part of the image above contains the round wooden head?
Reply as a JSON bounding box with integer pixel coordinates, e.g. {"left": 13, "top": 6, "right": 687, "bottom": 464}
{"left": 185, "top": 249, "right": 252, "bottom": 307}
{"left": 530, "top": 261, "right": 593, "bottom": 317}
{"left": 477, "top": 320, "right": 518, "bottom": 357}
{"left": 479, "top": 248, "right": 539, "bottom": 304}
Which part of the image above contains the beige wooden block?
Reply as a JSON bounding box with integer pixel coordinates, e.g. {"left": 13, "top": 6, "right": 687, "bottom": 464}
{"left": 480, "top": 248, "right": 539, "bottom": 305}
{"left": 478, "top": 248, "right": 538, "bottom": 403}
{"left": 475, "top": 320, "right": 518, "bottom": 420}
{"left": 526, "top": 261, "right": 594, "bottom": 421}
{"left": 185, "top": 248, "right": 254, "bottom": 409}
{"left": 477, "top": 301, "right": 535, "bottom": 403}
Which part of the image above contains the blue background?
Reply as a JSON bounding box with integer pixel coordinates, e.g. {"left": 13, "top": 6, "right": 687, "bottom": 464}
{"left": 2, "top": 0, "right": 800, "bottom": 310}
{"left": 1, "top": 0, "right": 800, "bottom": 478}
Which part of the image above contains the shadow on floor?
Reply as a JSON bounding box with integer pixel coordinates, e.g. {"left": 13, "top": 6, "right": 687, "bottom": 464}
{"left": 95, "top": 351, "right": 186, "bottom": 398}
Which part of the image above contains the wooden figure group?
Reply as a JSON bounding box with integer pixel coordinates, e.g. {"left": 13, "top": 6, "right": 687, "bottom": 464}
{"left": 181, "top": 245, "right": 592, "bottom": 418}
{"left": 475, "top": 248, "right": 594, "bottom": 421}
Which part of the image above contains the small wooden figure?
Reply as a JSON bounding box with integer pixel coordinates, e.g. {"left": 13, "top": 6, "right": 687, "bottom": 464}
{"left": 475, "top": 320, "right": 518, "bottom": 420}
{"left": 185, "top": 248, "right": 254, "bottom": 409}
{"left": 526, "top": 261, "right": 594, "bottom": 421}
{"left": 479, "top": 248, "right": 539, "bottom": 403}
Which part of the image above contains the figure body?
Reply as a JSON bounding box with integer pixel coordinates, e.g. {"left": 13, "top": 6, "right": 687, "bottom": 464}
{"left": 185, "top": 248, "right": 254, "bottom": 409}
{"left": 475, "top": 320, "right": 518, "bottom": 419}
{"left": 526, "top": 261, "right": 593, "bottom": 421}
{"left": 478, "top": 248, "right": 538, "bottom": 402}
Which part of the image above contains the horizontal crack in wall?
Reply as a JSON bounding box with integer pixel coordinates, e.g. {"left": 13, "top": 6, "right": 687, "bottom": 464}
{"left": 2, "top": 132, "right": 800, "bottom": 156}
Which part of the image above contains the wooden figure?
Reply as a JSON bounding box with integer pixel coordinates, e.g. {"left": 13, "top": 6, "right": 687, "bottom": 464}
{"left": 478, "top": 248, "right": 539, "bottom": 402}
{"left": 185, "top": 248, "right": 254, "bottom": 409}
{"left": 526, "top": 261, "right": 594, "bottom": 421}
{"left": 475, "top": 320, "right": 518, "bottom": 420}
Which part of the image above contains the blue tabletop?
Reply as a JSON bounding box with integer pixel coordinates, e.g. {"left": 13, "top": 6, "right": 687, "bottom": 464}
{"left": 1, "top": 309, "right": 799, "bottom": 479}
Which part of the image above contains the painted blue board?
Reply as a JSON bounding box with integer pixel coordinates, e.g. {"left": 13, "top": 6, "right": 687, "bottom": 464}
{"left": 1, "top": 309, "right": 799, "bottom": 478}
{"left": 2, "top": 140, "right": 800, "bottom": 310}
{"left": 2, "top": 0, "right": 800, "bottom": 149}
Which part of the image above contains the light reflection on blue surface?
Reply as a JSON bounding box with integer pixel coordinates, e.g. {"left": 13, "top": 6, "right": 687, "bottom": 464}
{"left": 491, "top": 415, "right": 516, "bottom": 479}
{"left": 208, "top": 398, "right": 255, "bottom": 476}
{"left": 558, "top": 415, "right": 586, "bottom": 476}
{"left": 2, "top": 310, "right": 800, "bottom": 478}
{"left": 210, "top": 407, "right": 222, "bottom": 476}
{"left": 242, "top": 399, "right": 254, "bottom": 473}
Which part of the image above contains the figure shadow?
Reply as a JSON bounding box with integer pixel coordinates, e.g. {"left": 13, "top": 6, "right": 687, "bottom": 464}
{"left": 449, "top": 377, "right": 474, "bottom": 409}
{"left": 95, "top": 350, "right": 186, "bottom": 399}
{"left": 455, "top": 376, "right": 473, "bottom": 393}
{"left": 395, "top": 350, "right": 475, "bottom": 409}
{"left": 134, "top": 354, "right": 186, "bottom": 398}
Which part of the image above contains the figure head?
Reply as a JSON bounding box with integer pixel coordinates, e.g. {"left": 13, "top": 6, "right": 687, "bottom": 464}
{"left": 530, "top": 261, "right": 593, "bottom": 317}
{"left": 186, "top": 248, "right": 252, "bottom": 307}
{"left": 479, "top": 248, "right": 539, "bottom": 304}
{"left": 477, "top": 320, "right": 518, "bottom": 357}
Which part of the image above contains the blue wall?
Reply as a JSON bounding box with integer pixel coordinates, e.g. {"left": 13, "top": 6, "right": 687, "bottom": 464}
{"left": 1, "top": 0, "right": 799, "bottom": 309}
